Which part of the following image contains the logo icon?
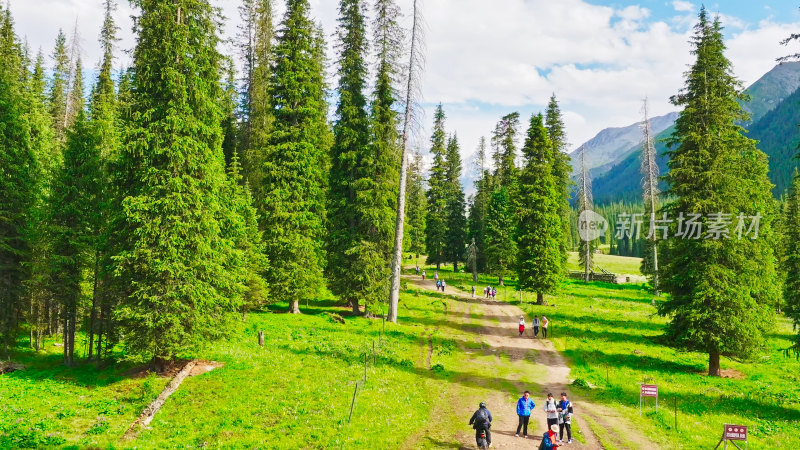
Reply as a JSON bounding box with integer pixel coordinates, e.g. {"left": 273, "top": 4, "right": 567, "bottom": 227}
{"left": 578, "top": 210, "right": 608, "bottom": 242}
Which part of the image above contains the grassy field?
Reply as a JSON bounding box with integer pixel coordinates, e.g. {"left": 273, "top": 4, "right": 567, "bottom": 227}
{"left": 0, "top": 287, "right": 475, "bottom": 449}
{"left": 567, "top": 251, "right": 644, "bottom": 276}
{"left": 416, "top": 257, "right": 800, "bottom": 449}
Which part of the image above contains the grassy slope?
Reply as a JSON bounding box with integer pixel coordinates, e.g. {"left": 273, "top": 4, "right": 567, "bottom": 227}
{"left": 566, "top": 251, "right": 643, "bottom": 276}
{"left": 1, "top": 288, "right": 472, "bottom": 449}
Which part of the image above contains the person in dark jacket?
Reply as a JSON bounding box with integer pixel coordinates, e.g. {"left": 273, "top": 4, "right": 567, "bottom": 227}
{"left": 469, "top": 402, "right": 493, "bottom": 446}
{"left": 515, "top": 390, "right": 536, "bottom": 437}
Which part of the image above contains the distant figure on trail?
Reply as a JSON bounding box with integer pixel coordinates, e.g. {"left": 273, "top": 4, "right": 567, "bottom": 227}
{"left": 434, "top": 271, "right": 439, "bottom": 281}
{"left": 441, "top": 280, "right": 446, "bottom": 292}
{"left": 422, "top": 270, "right": 426, "bottom": 280}
{"left": 415, "top": 265, "right": 420, "bottom": 275}
{"left": 471, "top": 285, "right": 476, "bottom": 297}
{"left": 532, "top": 316, "right": 540, "bottom": 338}
{"left": 469, "top": 401, "right": 493, "bottom": 447}
{"left": 436, "top": 279, "right": 441, "bottom": 290}
{"left": 544, "top": 393, "right": 558, "bottom": 430}
{"left": 485, "top": 286, "right": 491, "bottom": 298}
{"left": 542, "top": 316, "right": 549, "bottom": 339}
{"left": 491, "top": 287, "right": 497, "bottom": 299}
{"left": 515, "top": 390, "right": 535, "bottom": 438}
{"left": 518, "top": 316, "right": 526, "bottom": 336}
{"left": 558, "top": 392, "right": 573, "bottom": 444}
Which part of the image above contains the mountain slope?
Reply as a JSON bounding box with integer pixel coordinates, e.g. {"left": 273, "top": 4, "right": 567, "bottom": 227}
{"left": 569, "top": 112, "right": 678, "bottom": 178}
{"left": 589, "top": 62, "right": 800, "bottom": 204}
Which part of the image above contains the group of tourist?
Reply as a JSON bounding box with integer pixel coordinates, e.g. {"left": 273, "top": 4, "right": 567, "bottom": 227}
{"left": 518, "top": 315, "right": 549, "bottom": 338}
{"left": 470, "top": 392, "right": 574, "bottom": 448}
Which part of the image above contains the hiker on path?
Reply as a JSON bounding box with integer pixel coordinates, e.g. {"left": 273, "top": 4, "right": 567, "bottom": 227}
{"left": 542, "top": 316, "right": 549, "bottom": 339}
{"left": 485, "top": 286, "right": 491, "bottom": 299}
{"left": 441, "top": 280, "right": 446, "bottom": 292}
{"left": 469, "top": 401, "right": 493, "bottom": 447}
{"left": 491, "top": 287, "right": 497, "bottom": 299}
{"left": 558, "top": 392, "right": 574, "bottom": 444}
{"left": 434, "top": 271, "right": 439, "bottom": 281}
{"left": 436, "top": 279, "right": 441, "bottom": 290}
{"left": 544, "top": 393, "right": 559, "bottom": 430}
{"left": 415, "top": 265, "right": 420, "bottom": 275}
{"left": 532, "top": 316, "right": 540, "bottom": 338}
{"left": 542, "top": 424, "right": 562, "bottom": 449}
{"left": 518, "top": 316, "right": 526, "bottom": 336}
{"left": 515, "top": 390, "right": 535, "bottom": 438}
{"left": 471, "top": 286, "right": 476, "bottom": 297}
{"left": 422, "top": 270, "right": 426, "bottom": 280}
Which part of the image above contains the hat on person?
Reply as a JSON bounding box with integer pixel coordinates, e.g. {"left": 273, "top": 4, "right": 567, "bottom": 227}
{"left": 550, "top": 424, "right": 559, "bottom": 432}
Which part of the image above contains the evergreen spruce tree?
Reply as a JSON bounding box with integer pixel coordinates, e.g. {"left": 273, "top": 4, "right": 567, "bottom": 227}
{"left": 24, "top": 51, "right": 57, "bottom": 351}
{"left": 369, "top": 0, "right": 402, "bottom": 259}
{"left": 467, "top": 137, "right": 491, "bottom": 273}
{"left": 425, "top": 104, "right": 448, "bottom": 269}
{"left": 238, "top": 0, "right": 274, "bottom": 196}
{"left": 114, "top": 0, "right": 245, "bottom": 366}
{"left": 221, "top": 58, "right": 239, "bottom": 166}
{"left": 659, "top": 9, "right": 779, "bottom": 376}
{"left": 784, "top": 169, "right": 800, "bottom": 353}
{"left": 404, "top": 150, "right": 427, "bottom": 258}
{"left": 492, "top": 112, "right": 520, "bottom": 188}
{"left": 261, "top": 0, "right": 330, "bottom": 314}
{"left": 485, "top": 188, "right": 516, "bottom": 285}
{"left": 443, "top": 134, "right": 467, "bottom": 271}
{"left": 327, "top": 0, "right": 379, "bottom": 314}
{"left": 545, "top": 95, "right": 572, "bottom": 271}
{"left": 0, "top": 5, "right": 39, "bottom": 358}
{"left": 49, "top": 29, "right": 70, "bottom": 144}
{"left": 223, "top": 156, "right": 268, "bottom": 315}
{"left": 516, "top": 113, "right": 564, "bottom": 305}
{"left": 87, "top": 0, "right": 120, "bottom": 361}
{"left": 50, "top": 108, "right": 100, "bottom": 366}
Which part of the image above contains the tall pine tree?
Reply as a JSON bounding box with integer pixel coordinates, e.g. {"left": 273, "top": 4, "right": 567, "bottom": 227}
{"left": 467, "top": 137, "right": 491, "bottom": 273}
{"left": 327, "top": 0, "right": 379, "bottom": 314}
{"left": 261, "top": 0, "right": 330, "bottom": 314}
{"left": 0, "top": 5, "right": 39, "bottom": 359}
{"left": 238, "top": 0, "right": 274, "bottom": 197}
{"left": 425, "top": 104, "right": 448, "bottom": 269}
{"left": 405, "top": 150, "right": 426, "bottom": 258}
{"left": 114, "top": 0, "right": 246, "bottom": 366}
{"left": 545, "top": 95, "right": 572, "bottom": 273}
{"left": 659, "top": 9, "right": 779, "bottom": 376}
{"left": 443, "top": 134, "right": 467, "bottom": 271}
{"left": 49, "top": 29, "right": 70, "bottom": 144}
{"left": 516, "top": 113, "right": 564, "bottom": 305}
{"left": 784, "top": 169, "right": 800, "bottom": 353}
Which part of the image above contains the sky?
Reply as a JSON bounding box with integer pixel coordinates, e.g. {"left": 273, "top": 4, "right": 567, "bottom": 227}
{"left": 8, "top": 0, "right": 800, "bottom": 177}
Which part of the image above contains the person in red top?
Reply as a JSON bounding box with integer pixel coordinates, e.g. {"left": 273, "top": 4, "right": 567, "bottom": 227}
{"left": 542, "top": 424, "right": 561, "bottom": 449}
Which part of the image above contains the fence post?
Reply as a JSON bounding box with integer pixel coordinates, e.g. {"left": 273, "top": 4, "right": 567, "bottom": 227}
{"left": 348, "top": 382, "right": 359, "bottom": 423}
{"left": 674, "top": 397, "right": 678, "bottom": 431}
{"left": 258, "top": 331, "right": 264, "bottom": 347}
{"left": 364, "top": 352, "right": 367, "bottom": 382}
{"left": 372, "top": 340, "right": 376, "bottom": 365}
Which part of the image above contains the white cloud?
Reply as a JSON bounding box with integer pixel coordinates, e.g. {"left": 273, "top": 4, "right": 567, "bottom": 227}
{"left": 673, "top": 1, "right": 695, "bottom": 13}
{"left": 7, "top": 0, "right": 800, "bottom": 168}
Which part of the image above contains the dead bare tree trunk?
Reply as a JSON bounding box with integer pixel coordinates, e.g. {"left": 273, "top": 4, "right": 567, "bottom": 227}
{"left": 388, "top": 0, "right": 424, "bottom": 323}
{"left": 640, "top": 98, "right": 660, "bottom": 290}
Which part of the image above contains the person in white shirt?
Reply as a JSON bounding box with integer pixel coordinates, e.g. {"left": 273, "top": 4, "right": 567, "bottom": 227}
{"left": 544, "top": 393, "right": 559, "bottom": 430}
{"left": 518, "top": 316, "right": 526, "bottom": 336}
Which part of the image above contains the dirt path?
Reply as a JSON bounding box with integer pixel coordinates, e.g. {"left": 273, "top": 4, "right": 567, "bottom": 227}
{"left": 404, "top": 275, "right": 659, "bottom": 450}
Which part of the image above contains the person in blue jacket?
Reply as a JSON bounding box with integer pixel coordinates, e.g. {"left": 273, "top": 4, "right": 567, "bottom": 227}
{"left": 515, "top": 390, "right": 536, "bottom": 438}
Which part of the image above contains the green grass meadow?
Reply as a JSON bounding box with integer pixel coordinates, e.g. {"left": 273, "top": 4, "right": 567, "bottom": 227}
{"left": 1, "top": 287, "right": 474, "bottom": 449}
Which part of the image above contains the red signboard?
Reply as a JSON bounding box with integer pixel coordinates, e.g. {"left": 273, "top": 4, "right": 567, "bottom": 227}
{"left": 640, "top": 384, "right": 658, "bottom": 398}
{"left": 724, "top": 425, "right": 747, "bottom": 441}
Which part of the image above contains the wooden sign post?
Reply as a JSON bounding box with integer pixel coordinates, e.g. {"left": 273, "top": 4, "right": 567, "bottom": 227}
{"left": 639, "top": 384, "right": 658, "bottom": 415}
{"left": 715, "top": 424, "right": 748, "bottom": 450}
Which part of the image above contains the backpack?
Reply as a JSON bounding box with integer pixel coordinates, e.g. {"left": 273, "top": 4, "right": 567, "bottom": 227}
{"left": 473, "top": 408, "right": 490, "bottom": 429}
{"left": 537, "top": 432, "right": 550, "bottom": 450}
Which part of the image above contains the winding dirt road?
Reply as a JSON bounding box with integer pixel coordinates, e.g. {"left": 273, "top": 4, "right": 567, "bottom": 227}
{"left": 402, "top": 275, "right": 658, "bottom": 450}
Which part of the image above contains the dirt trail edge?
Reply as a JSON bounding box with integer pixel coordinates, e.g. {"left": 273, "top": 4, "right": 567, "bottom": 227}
{"left": 403, "top": 275, "right": 659, "bottom": 450}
